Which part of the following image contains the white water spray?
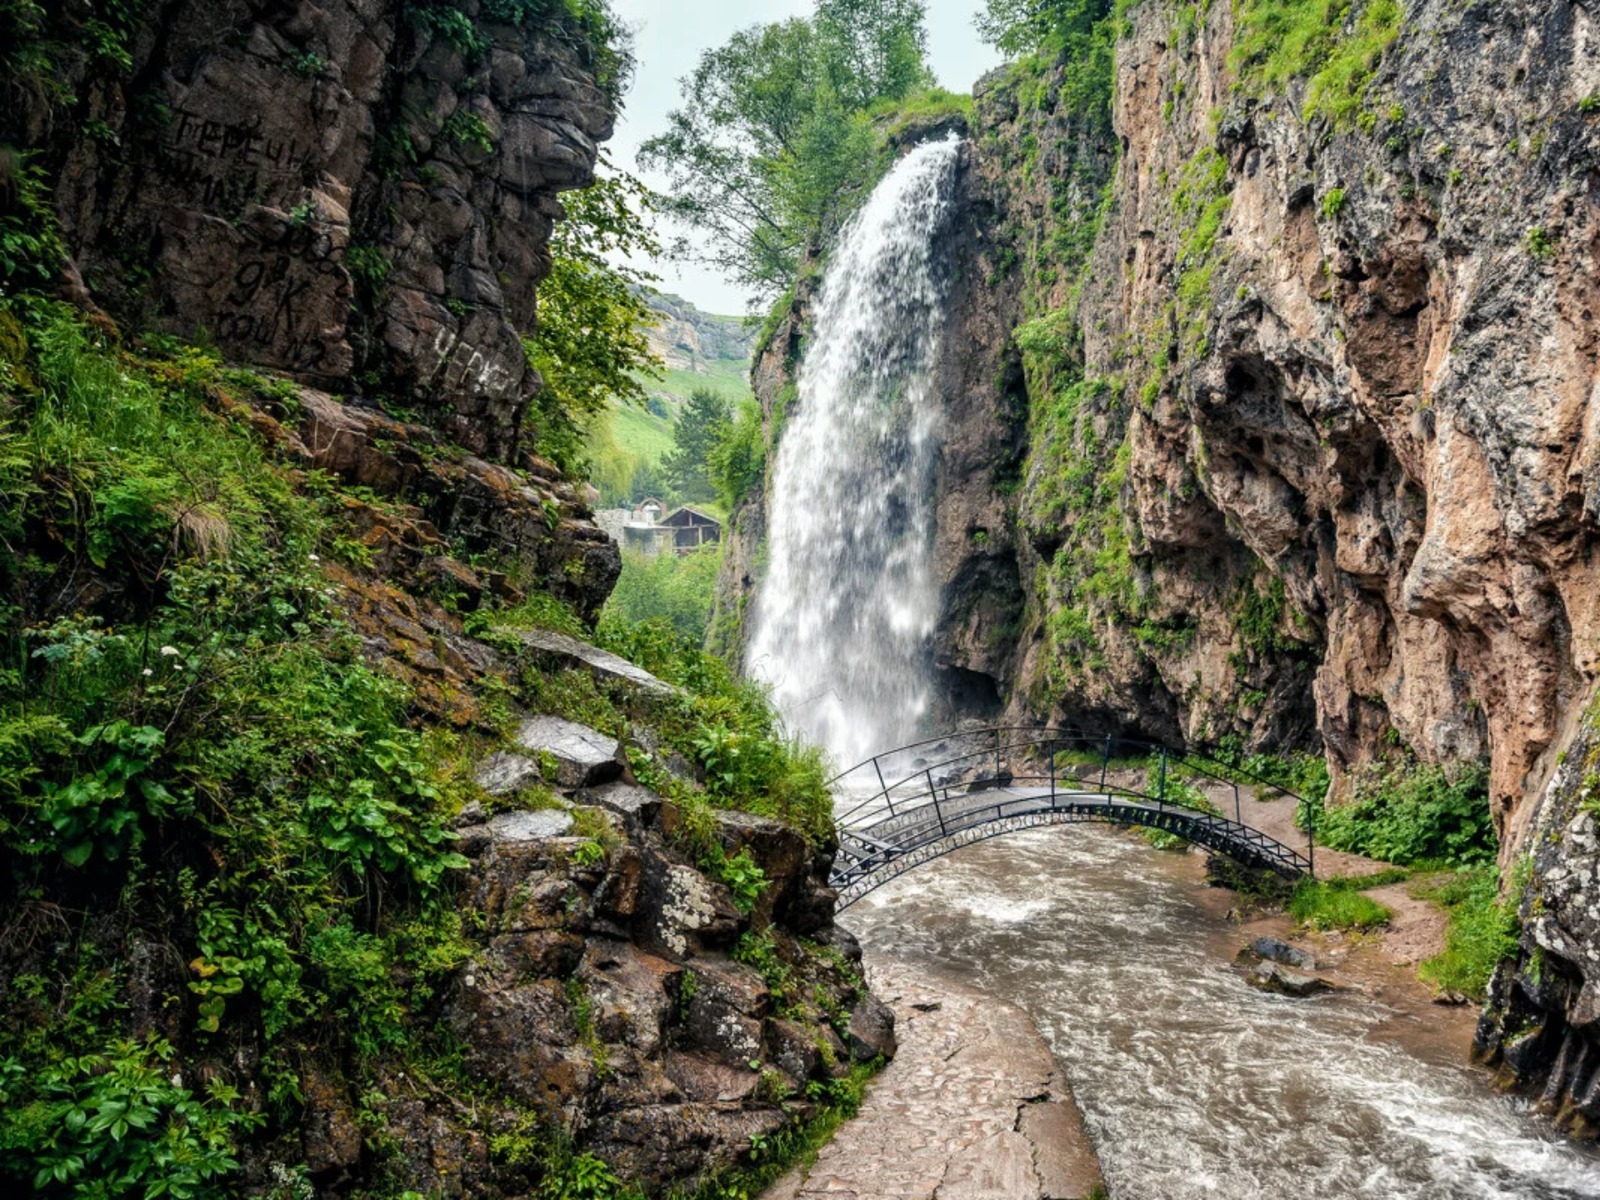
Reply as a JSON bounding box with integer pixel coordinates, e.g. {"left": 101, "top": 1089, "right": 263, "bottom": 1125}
{"left": 747, "top": 135, "right": 962, "bottom": 769}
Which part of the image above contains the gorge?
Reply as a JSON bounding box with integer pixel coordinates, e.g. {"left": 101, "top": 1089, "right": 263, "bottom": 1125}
{"left": 2, "top": 0, "right": 1600, "bottom": 1197}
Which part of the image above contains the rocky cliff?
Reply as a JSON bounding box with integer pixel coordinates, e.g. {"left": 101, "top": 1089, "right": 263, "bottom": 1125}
{"left": 0, "top": 2, "right": 890, "bottom": 1194}
{"left": 722, "top": 0, "right": 1600, "bottom": 1124}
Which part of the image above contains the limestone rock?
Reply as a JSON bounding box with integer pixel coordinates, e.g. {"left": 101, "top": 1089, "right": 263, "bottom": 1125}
{"left": 474, "top": 751, "right": 543, "bottom": 797}
{"left": 513, "top": 715, "right": 626, "bottom": 788}
{"left": 486, "top": 809, "right": 574, "bottom": 841}
{"left": 510, "top": 627, "right": 679, "bottom": 696}
{"left": 578, "top": 781, "right": 665, "bottom": 829}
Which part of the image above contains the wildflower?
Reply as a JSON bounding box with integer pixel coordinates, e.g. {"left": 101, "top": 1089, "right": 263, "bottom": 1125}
{"left": 160, "top": 645, "right": 179, "bottom": 656}
{"left": 142, "top": 668, "right": 153, "bottom": 677}
{"left": 308, "top": 553, "right": 320, "bottom": 562}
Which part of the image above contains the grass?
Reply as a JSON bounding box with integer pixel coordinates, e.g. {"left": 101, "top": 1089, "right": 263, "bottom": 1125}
{"left": 1414, "top": 866, "right": 1520, "bottom": 998}
{"left": 1289, "top": 876, "right": 1394, "bottom": 930}
{"left": 1230, "top": 0, "right": 1403, "bottom": 129}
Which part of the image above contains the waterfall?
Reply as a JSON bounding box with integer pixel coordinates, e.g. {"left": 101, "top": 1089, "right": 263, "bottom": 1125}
{"left": 746, "top": 134, "right": 961, "bottom": 770}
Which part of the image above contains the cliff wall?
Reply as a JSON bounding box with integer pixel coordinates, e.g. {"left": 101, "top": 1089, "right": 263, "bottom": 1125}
{"left": 0, "top": 3, "right": 888, "bottom": 1194}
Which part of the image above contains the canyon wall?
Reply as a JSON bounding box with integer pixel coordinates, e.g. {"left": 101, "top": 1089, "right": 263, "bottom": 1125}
{"left": 721, "top": 0, "right": 1600, "bottom": 1124}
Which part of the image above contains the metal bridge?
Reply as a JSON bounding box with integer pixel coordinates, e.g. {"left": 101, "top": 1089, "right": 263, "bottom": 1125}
{"left": 827, "top": 728, "right": 1317, "bottom": 909}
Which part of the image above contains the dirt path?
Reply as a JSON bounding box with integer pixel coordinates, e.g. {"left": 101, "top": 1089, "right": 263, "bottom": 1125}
{"left": 761, "top": 959, "right": 1104, "bottom": 1200}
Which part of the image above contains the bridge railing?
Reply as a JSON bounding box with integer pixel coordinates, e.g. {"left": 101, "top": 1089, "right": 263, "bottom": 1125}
{"left": 829, "top": 726, "right": 1318, "bottom": 874}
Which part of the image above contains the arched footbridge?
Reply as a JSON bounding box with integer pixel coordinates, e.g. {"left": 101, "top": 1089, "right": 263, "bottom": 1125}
{"left": 827, "top": 729, "right": 1317, "bottom": 908}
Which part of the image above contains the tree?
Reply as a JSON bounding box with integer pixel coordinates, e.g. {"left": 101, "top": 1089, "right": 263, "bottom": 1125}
{"left": 976, "top": 0, "right": 1114, "bottom": 59}
{"left": 662, "top": 388, "right": 732, "bottom": 502}
{"left": 523, "top": 159, "right": 662, "bottom": 477}
{"left": 638, "top": 0, "right": 934, "bottom": 299}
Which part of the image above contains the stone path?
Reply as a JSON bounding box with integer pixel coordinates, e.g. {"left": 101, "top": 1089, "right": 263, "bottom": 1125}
{"left": 763, "top": 959, "right": 1103, "bottom": 1200}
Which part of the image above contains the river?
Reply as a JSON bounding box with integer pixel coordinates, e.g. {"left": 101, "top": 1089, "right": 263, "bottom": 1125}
{"left": 842, "top": 825, "right": 1600, "bottom": 1200}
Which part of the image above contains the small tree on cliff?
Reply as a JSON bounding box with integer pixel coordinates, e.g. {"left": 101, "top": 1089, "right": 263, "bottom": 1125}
{"left": 524, "top": 159, "right": 662, "bottom": 477}
{"left": 639, "top": 0, "right": 935, "bottom": 298}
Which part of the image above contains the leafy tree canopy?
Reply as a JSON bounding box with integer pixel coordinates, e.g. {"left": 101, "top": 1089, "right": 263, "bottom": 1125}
{"left": 976, "top": 0, "right": 1115, "bottom": 60}
{"left": 524, "top": 160, "right": 663, "bottom": 476}
{"left": 639, "top": 0, "right": 935, "bottom": 299}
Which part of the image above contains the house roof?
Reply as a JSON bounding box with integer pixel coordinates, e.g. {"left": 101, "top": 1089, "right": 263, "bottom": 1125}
{"left": 659, "top": 506, "right": 722, "bottom": 528}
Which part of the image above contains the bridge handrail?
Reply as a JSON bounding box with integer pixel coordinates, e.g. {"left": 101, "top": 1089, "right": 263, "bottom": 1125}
{"left": 832, "top": 726, "right": 1312, "bottom": 803}
{"left": 831, "top": 726, "right": 1318, "bottom": 874}
{"left": 831, "top": 774, "right": 1314, "bottom": 889}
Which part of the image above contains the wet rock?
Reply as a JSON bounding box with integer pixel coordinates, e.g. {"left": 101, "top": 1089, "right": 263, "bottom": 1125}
{"left": 577, "top": 940, "right": 678, "bottom": 1056}
{"left": 487, "top": 809, "right": 573, "bottom": 841}
{"left": 510, "top": 628, "right": 679, "bottom": 696}
{"left": 513, "top": 715, "right": 626, "bottom": 788}
{"left": 767, "top": 1017, "right": 825, "bottom": 1082}
{"left": 845, "top": 994, "right": 898, "bottom": 1061}
{"left": 1238, "top": 936, "right": 1317, "bottom": 971}
{"left": 638, "top": 853, "right": 741, "bottom": 957}
{"left": 474, "top": 751, "right": 543, "bottom": 796}
{"left": 579, "top": 781, "right": 664, "bottom": 829}
{"left": 1244, "top": 962, "right": 1339, "bottom": 998}
{"left": 665, "top": 1052, "right": 760, "bottom": 1103}
{"left": 301, "top": 1065, "right": 361, "bottom": 1175}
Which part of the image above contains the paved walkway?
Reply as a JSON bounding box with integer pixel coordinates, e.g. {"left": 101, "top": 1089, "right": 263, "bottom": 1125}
{"left": 762, "top": 959, "right": 1103, "bottom": 1200}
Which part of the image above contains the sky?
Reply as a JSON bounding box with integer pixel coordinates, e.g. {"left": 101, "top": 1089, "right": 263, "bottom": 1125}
{"left": 606, "top": 0, "right": 1002, "bottom": 316}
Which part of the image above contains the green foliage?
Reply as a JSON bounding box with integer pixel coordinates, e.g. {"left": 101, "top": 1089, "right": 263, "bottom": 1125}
{"left": 1320, "top": 186, "right": 1347, "bottom": 218}
{"left": 443, "top": 110, "right": 495, "bottom": 153}
{"left": 591, "top": 622, "right": 835, "bottom": 845}
{"left": 524, "top": 164, "right": 662, "bottom": 478}
{"left": 1415, "top": 865, "right": 1520, "bottom": 998}
{"left": 639, "top": 0, "right": 936, "bottom": 296}
{"left": 1525, "top": 225, "right": 1556, "bottom": 261}
{"left": 601, "top": 545, "right": 724, "bottom": 642}
{"left": 977, "top": 0, "right": 1115, "bottom": 60}
{"left": 709, "top": 398, "right": 767, "bottom": 509}
{"left": 1230, "top": 0, "right": 1402, "bottom": 128}
{"left": 0, "top": 307, "right": 480, "bottom": 1190}
{"left": 1300, "top": 759, "right": 1495, "bottom": 866}
{"left": 1289, "top": 877, "right": 1392, "bottom": 930}
{"left": 0, "top": 1036, "right": 262, "bottom": 1199}
{"left": 663, "top": 388, "right": 731, "bottom": 502}
{"left": 0, "top": 150, "right": 66, "bottom": 289}
{"left": 711, "top": 848, "right": 770, "bottom": 916}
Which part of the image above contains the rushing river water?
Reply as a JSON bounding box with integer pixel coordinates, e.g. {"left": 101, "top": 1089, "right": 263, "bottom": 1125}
{"left": 843, "top": 826, "right": 1600, "bottom": 1200}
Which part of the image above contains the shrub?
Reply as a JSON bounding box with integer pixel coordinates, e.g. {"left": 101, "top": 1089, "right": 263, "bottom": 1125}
{"left": 601, "top": 545, "right": 723, "bottom": 642}
{"left": 1301, "top": 759, "right": 1495, "bottom": 866}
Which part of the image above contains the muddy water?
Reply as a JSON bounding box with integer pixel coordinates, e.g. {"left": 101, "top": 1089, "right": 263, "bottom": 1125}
{"left": 843, "top": 825, "right": 1600, "bottom": 1200}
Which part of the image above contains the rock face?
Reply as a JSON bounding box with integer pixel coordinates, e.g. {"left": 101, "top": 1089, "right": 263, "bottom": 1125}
{"left": 447, "top": 791, "right": 886, "bottom": 1195}
{"left": 642, "top": 291, "right": 756, "bottom": 372}
{"left": 24, "top": 0, "right": 613, "bottom": 460}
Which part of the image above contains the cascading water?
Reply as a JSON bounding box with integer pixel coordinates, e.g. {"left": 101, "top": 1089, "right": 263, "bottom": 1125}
{"left": 746, "top": 134, "right": 961, "bottom": 770}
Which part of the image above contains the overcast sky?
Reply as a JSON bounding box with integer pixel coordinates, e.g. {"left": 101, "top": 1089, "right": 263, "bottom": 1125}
{"left": 607, "top": 0, "right": 1002, "bottom": 316}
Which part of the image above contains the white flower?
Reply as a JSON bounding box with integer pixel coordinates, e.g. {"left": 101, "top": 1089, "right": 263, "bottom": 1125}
{"left": 142, "top": 668, "right": 153, "bottom": 677}
{"left": 308, "top": 553, "right": 320, "bottom": 562}
{"left": 160, "top": 645, "right": 179, "bottom": 656}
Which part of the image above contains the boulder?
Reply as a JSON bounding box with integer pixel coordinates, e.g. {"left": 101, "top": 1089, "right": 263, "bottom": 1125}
{"left": 845, "top": 994, "right": 898, "bottom": 1061}
{"left": 1239, "top": 936, "right": 1316, "bottom": 971}
{"left": 1244, "top": 962, "right": 1339, "bottom": 998}
{"left": 474, "top": 751, "right": 543, "bottom": 796}
{"left": 513, "top": 715, "right": 626, "bottom": 788}
{"left": 511, "top": 628, "right": 679, "bottom": 696}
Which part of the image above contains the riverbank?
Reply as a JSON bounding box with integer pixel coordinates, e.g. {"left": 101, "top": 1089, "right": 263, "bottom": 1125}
{"left": 770, "top": 821, "right": 1599, "bottom": 1198}
{"left": 761, "top": 958, "right": 1105, "bottom": 1200}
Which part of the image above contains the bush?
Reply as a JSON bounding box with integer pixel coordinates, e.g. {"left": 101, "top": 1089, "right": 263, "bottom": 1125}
{"left": 709, "top": 399, "right": 765, "bottom": 509}
{"left": 1300, "top": 759, "right": 1495, "bottom": 866}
